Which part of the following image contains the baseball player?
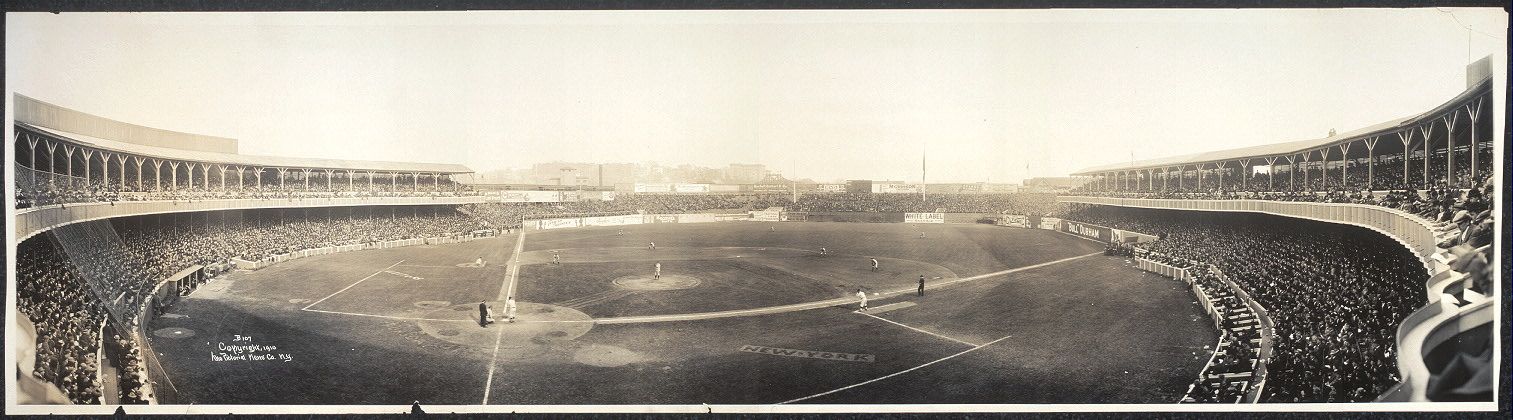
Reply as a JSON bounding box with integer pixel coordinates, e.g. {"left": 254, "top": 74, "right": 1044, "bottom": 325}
{"left": 504, "top": 297, "right": 518, "bottom": 323}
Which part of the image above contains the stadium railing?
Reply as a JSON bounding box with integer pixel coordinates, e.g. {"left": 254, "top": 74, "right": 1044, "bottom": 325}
{"left": 1055, "top": 196, "right": 1438, "bottom": 265}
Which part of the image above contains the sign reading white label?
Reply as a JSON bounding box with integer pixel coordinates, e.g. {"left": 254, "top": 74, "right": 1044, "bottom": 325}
{"left": 904, "top": 212, "right": 945, "bottom": 223}
{"left": 738, "top": 345, "right": 874, "bottom": 362}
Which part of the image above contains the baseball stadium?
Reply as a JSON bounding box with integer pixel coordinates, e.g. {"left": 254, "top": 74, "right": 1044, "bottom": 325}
{"left": 5, "top": 11, "right": 1504, "bottom": 415}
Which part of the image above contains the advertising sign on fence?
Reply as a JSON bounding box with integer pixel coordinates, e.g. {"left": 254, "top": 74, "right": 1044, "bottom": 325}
{"left": 751, "top": 208, "right": 785, "bottom": 222}
{"left": 539, "top": 218, "right": 583, "bottom": 230}
{"left": 904, "top": 212, "right": 945, "bottom": 223}
{"left": 583, "top": 214, "right": 642, "bottom": 227}
{"left": 674, "top": 183, "right": 710, "bottom": 193}
{"left": 500, "top": 190, "right": 563, "bottom": 203}
{"left": 1000, "top": 214, "right": 1029, "bottom": 228}
{"left": 634, "top": 183, "right": 673, "bottom": 193}
{"left": 1062, "top": 221, "right": 1111, "bottom": 241}
{"left": 1038, "top": 217, "right": 1061, "bottom": 230}
{"left": 676, "top": 213, "right": 718, "bottom": 224}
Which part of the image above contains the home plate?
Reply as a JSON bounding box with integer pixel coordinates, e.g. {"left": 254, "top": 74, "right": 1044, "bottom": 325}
{"left": 866, "top": 302, "right": 917, "bottom": 314}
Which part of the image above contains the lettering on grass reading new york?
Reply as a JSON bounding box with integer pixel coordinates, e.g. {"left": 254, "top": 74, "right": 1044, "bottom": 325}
{"left": 211, "top": 334, "right": 293, "bottom": 363}
{"left": 739, "top": 345, "right": 873, "bottom": 362}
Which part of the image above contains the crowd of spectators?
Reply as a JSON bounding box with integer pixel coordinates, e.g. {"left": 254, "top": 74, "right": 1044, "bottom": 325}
{"left": 16, "top": 238, "right": 109, "bottom": 404}
{"left": 15, "top": 206, "right": 489, "bottom": 404}
{"left": 461, "top": 194, "right": 787, "bottom": 228}
{"left": 1063, "top": 205, "right": 1432, "bottom": 402}
{"left": 789, "top": 193, "right": 1059, "bottom": 215}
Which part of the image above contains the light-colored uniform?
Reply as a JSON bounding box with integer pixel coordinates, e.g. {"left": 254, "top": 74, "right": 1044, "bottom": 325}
{"left": 856, "top": 291, "right": 868, "bottom": 311}
{"left": 654, "top": 262, "right": 662, "bottom": 278}
{"left": 504, "top": 298, "right": 518, "bottom": 322}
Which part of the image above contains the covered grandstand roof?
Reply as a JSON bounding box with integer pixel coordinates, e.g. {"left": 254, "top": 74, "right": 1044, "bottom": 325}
{"left": 1071, "top": 76, "right": 1492, "bottom": 175}
{"left": 20, "top": 122, "right": 473, "bottom": 174}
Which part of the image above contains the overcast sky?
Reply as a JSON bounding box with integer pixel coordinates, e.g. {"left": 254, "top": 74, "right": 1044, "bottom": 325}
{"left": 6, "top": 9, "right": 1506, "bottom": 183}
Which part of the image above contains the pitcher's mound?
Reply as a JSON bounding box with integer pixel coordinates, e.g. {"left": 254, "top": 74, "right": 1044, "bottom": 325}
{"left": 612, "top": 274, "right": 702, "bottom": 291}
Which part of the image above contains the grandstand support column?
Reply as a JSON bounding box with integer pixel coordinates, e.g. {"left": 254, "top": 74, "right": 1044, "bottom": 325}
{"left": 1161, "top": 167, "right": 1167, "bottom": 191}
{"left": 1239, "top": 159, "right": 1251, "bottom": 189}
{"left": 278, "top": 167, "right": 288, "bottom": 190}
{"left": 61, "top": 144, "right": 75, "bottom": 183}
{"left": 1215, "top": 161, "right": 1227, "bottom": 190}
{"left": 1466, "top": 98, "right": 1482, "bottom": 181}
{"left": 218, "top": 165, "right": 227, "bottom": 189}
{"left": 324, "top": 169, "right": 335, "bottom": 191}
{"left": 22, "top": 133, "right": 36, "bottom": 183}
{"left": 1301, "top": 152, "right": 1311, "bottom": 187}
{"left": 1319, "top": 149, "right": 1330, "bottom": 187}
{"left": 202, "top": 163, "right": 212, "bottom": 189}
{"left": 98, "top": 152, "right": 111, "bottom": 185}
{"left": 1148, "top": 168, "right": 1154, "bottom": 190}
{"left": 367, "top": 171, "right": 375, "bottom": 189}
{"left": 43, "top": 139, "right": 57, "bottom": 183}
{"left": 115, "top": 154, "right": 127, "bottom": 188}
{"left": 1364, "top": 137, "right": 1378, "bottom": 190}
{"left": 1285, "top": 155, "right": 1296, "bottom": 190}
{"left": 133, "top": 157, "right": 145, "bottom": 190}
{"left": 391, "top": 172, "right": 398, "bottom": 190}
{"left": 1442, "top": 111, "right": 1458, "bottom": 186}
{"left": 1417, "top": 124, "right": 1433, "bottom": 187}
{"left": 413, "top": 171, "right": 421, "bottom": 191}
{"left": 80, "top": 149, "right": 94, "bottom": 183}
{"left": 1176, "top": 166, "right": 1183, "bottom": 190}
{"left": 251, "top": 167, "right": 260, "bottom": 188}
{"left": 1264, "top": 157, "right": 1277, "bottom": 189}
{"left": 186, "top": 161, "right": 194, "bottom": 189}
{"left": 1196, "top": 164, "right": 1203, "bottom": 190}
{"left": 170, "top": 161, "right": 180, "bottom": 190}
{"left": 1337, "top": 142, "right": 1350, "bottom": 187}
{"left": 151, "top": 159, "right": 163, "bottom": 190}
{"left": 1397, "top": 130, "right": 1412, "bottom": 187}
{"left": 301, "top": 168, "right": 312, "bottom": 190}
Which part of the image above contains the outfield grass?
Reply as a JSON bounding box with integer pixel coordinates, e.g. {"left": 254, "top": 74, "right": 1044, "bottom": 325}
{"left": 146, "top": 222, "right": 1214, "bottom": 405}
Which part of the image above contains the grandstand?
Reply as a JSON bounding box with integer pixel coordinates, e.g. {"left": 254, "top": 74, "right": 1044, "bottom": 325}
{"left": 1057, "top": 59, "right": 1497, "bottom": 403}
{"left": 4, "top": 15, "right": 1501, "bottom": 414}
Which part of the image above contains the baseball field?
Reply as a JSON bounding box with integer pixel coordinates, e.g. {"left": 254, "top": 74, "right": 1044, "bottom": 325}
{"left": 145, "top": 221, "right": 1217, "bottom": 405}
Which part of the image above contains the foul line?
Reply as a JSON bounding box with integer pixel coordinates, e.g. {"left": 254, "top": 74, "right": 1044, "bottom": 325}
{"left": 855, "top": 311, "right": 979, "bottom": 347}
{"left": 779, "top": 333, "right": 1015, "bottom": 404}
{"left": 583, "top": 251, "right": 1103, "bottom": 325}
{"left": 483, "top": 229, "right": 528, "bottom": 404}
{"left": 300, "top": 260, "right": 405, "bottom": 311}
{"left": 301, "top": 308, "right": 476, "bottom": 323}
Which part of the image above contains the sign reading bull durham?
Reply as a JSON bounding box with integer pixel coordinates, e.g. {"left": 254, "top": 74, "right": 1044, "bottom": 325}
{"left": 904, "top": 212, "right": 945, "bottom": 223}
{"left": 738, "top": 345, "right": 874, "bottom": 362}
{"left": 1063, "top": 221, "right": 1109, "bottom": 241}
